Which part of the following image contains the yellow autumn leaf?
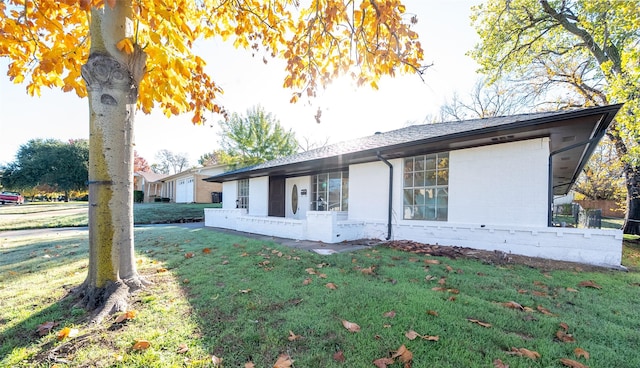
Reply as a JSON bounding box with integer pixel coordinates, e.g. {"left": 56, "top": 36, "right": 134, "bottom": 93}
{"left": 56, "top": 327, "right": 79, "bottom": 341}
{"left": 115, "top": 310, "right": 138, "bottom": 323}
{"left": 132, "top": 339, "right": 150, "bottom": 350}
{"left": 116, "top": 38, "right": 135, "bottom": 55}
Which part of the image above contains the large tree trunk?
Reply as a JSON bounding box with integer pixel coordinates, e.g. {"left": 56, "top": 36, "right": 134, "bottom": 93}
{"left": 75, "top": 1, "right": 148, "bottom": 323}
{"left": 623, "top": 164, "right": 640, "bottom": 235}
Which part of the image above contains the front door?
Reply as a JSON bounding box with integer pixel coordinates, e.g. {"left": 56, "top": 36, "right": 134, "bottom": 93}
{"left": 268, "top": 176, "right": 285, "bottom": 217}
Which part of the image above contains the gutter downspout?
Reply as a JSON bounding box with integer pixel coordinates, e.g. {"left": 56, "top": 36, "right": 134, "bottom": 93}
{"left": 548, "top": 136, "right": 602, "bottom": 227}
{"left": 376, "top": 151, "right": 393, "bottom": 240}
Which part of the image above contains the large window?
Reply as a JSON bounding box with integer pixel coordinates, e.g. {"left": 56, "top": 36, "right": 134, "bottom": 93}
{"left": 311, "top": 171, "right": 349, "bottom": 211}
{"left": 403, "top": 153, "right": 449, "bottom": 220}
{"left": 237, "top": 179, "right": 249, "bottom": 209}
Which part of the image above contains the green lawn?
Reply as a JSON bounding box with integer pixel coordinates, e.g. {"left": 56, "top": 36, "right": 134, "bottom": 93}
{"left": 0, "top": 202, "right": 220, "bottom": 230}
{"left": 1, "top": 225, "right": 639, "bottom": 367}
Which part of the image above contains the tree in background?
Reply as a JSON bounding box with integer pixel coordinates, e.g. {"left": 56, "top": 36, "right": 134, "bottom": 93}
{"left": 152, "top": 149, "right": 190, "bottom": 175}
{"left": 219, "top": 106, "right": 299, "bottom": 168}
{"left": 133, "top": 151, "right": 150, "bottom": 173}
{"left": 1, "top": 139, "right": 89, "bottom": 200}
{"left": 198, "top": 149, "right": 233, "bottom": 167}
{"left": 439, "top": 78, "right": 537, "bottom": 121}
{"left": 1, "top": 0, "right": 425, "bottom": 320}
{"left": 574, "top": 138, "right": 625, "bottom": 202}
{"left": 470, "top": 0, "right": 640, "bottom": 233}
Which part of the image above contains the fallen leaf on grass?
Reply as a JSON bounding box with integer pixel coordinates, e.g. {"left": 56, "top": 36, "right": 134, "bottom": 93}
{"left": 326, "top": 282, "right": 338, "bottom": 289}
{"left": 578, "top": 280, "right": 602, "bottom": 289}
{"left": 560, "top": 322, "right": 570, "bottom": 331}
{"left": 245, "top": 362, "right": 256, "bottom": 368}
{"left": 176, "top": 343, "right": 189, "bottom": 354}
{"left": 211, "top": 355, "right": 223, "bottom": 366}
{"left": 202, "top": 248, "right": 212, "bottom": 254}
{"left": 56, "top": 327, "right": 79, "bottom": 341}
{"left": 184, "top": 252, "right": 195, "bottom": 258}
{"left": 361, "top": 266, "right": 376, "bottom": 275}
{"left": 467, "top": 318, "right": 492, "bottom": 328}
{"left": 239, "top": 289, "right": 252, "bottom": 294}
{"left": 36, "top": 321, "right": 58, "bottom": 336}
{"left": 383, "top": 310, "right": 396, "bottom": 318}
{"left": 574, "top": 347, "right": 590, "bottom": 359}
{"left": 333, "top": 350, "right": 345, "bottom": 362}
{"left": 501, "top": 301, "right": 525, "bottom": 311}
{"left": 115, "top": 310, "right": 138, "bottom": 323}
{"left": 303, "top": 277, "right": 313, "bottom": 285}
{"left": 221, "top": 260, "right": 229, "bottom": 265}
{"left": 424, "top": 259, "right": 440, "bottom": 265}
{"left": 510, "top": 347, "right": 540, "bottom": 360}
{"left": 156, "top": 268, "right": 168, "bottom": 273}
{"left": 392, "top": 344, "right": 413, "bottom": 363}
{"left": 556, "top": 329, "right": 576, "bottom": 343}
{"left": 305, "top": 267, "right": 316, "bottom": 275}
{"left": 560, "top": 358, "right": 589, "bottom": 368}
{"left": 341, "top": 319, "right": 360, "bottom": 332}
{"left": 426, "top": 310, "right": 439, "bottom": 316}
{"left": 566, "top": 287, "right": 579, "bottom": 292}
{"left": 373, "top": 357, "right": 395, "bottom": 368}
{"left": 273, "top": 354, "right": 294, "bottom": 368}
{"left": 405, "top": 330, "right": 439, "bottom": 341}
{"left": 493, "top": 359, "right": 509, "bottom": 368}
{"left": 132, "top": 339, "right": 150, "bottom": 350}
{"left": 536, "top": 305, "right": 556, "bottom": 316}
{"left": 288, "top": 330, "right": 301, "bottom": 341}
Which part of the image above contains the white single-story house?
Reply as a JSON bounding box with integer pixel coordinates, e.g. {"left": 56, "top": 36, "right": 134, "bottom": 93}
{"left": 203, "top": 105, "right": 624, "bottom": 268}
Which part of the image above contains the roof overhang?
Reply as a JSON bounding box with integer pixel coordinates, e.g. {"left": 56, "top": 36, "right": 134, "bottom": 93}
{"left": 205, "top": 105, "right": 621, "bottom": 195}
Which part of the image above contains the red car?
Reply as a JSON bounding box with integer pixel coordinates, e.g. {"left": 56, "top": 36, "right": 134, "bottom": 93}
{"left": 0, "top": 191, "right": 24, "bottom": 205}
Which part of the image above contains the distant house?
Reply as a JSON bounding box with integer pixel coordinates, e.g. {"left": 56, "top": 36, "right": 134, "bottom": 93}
{"left": 203, "top": 105, "right": 624, "bottom": 268}
{"left": 134, "top": 171, "right": 168, "bottom": 203}
{"left": 161, "top": 164, "right": 226, "bottom": 203}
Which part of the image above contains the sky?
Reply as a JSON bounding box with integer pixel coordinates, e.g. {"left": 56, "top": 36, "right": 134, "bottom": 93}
{"left": 0, "top": 0, "right": 482, "bottom": 167}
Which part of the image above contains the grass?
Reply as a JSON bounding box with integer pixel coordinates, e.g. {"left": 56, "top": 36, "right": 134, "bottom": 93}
{"left": 0, "top": 202, "right": 220, "bottom": 231}
{"left": 2, "top": 226, "right": 640, "bottom": 367}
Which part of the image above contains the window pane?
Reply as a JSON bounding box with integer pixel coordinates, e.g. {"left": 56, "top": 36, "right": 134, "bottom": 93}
{"left": 403, "top": 189, "right": 414, "bottom": 206}
{"left": 403, "top": 172, "right": 413, "bottom": 188}
{"left": 414, "top": 156, "right": 425, "bottom": 171}
{"left": 438, "top": 169, "right": 449, "bottom": 185}
{"left": 414, "top": 188, "right": 425, "bottom": 205}
{"left": 425, "top": 170, "right": 436, "bottom": 186}
{"left": 425, "top": 155, "right": 436, "bottom": 170}
{"left": 414, "top": 171, "right": 425, "bottom": 187}
{"left": 404, "top": 158, "right": 414, "bottom": 172}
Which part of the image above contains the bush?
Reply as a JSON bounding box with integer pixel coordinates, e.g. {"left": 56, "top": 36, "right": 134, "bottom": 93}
{"left": 134, "top": 190, "right": 144, "bottom": 203}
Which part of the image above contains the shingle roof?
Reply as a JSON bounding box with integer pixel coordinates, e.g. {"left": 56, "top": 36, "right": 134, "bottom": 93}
{"left": 204, "top": 104, "right": 621, "bottom": 194}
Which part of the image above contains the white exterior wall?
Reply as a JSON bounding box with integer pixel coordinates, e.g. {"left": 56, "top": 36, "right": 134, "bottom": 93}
{"left": 249, "top": 177, "right": 269, "bottom": 216}
{"left": 448, "top": 138, "right": 549, "bottom": 227}
{"left": 348, "top": 161, "right": 392, "bottom": 222}
{"left": 222, "top": 181, "right": 237, "bottom": 209}
{"left": 286, "top": 176, "right": 311, "bottom": 220}
{"left": 204, "top": 138, "right": 623, "bottom": 267}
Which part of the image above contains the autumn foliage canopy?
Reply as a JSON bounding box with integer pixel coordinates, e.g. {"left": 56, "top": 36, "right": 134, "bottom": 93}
{"left": 0, "top": 0, "right": 425, "bottom": 123}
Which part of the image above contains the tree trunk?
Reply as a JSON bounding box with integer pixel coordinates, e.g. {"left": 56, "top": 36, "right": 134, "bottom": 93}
{"left": 623, "top": 164, "right": 640, "bottom": 235}
{"left": 75, "top": 1, "right": 148, "bottom": 323}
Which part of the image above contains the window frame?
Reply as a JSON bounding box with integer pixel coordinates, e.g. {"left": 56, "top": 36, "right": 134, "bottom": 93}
{"left": 237, "top": 178, "right": 249, "bottom": 209}
{"left": 403, "top": 152, "right": 449, "bottom": 221}
{"left": 310, "top": 170, "right": 349, "bottom": 211}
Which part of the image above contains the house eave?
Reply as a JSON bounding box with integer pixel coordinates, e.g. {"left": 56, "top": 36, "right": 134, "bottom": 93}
{"left": 204, "top": 104, "right": 622, "bottom": 195}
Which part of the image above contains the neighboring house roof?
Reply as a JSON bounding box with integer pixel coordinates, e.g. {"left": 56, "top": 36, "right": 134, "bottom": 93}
{"left": 134, "top": 171, "right": 168, "bottom": 183}
{"left": 160, "top": 164, "right": 228, "bottom": 182}
{"left": 204, "top": 104, "right": 622, "bottom": 195}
